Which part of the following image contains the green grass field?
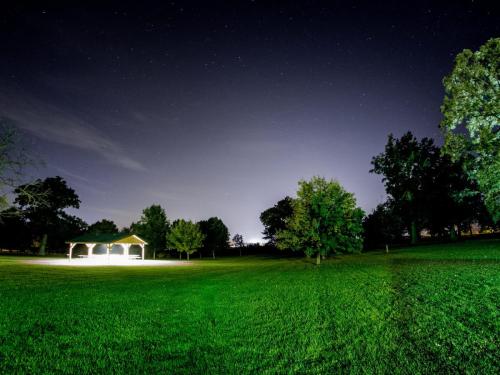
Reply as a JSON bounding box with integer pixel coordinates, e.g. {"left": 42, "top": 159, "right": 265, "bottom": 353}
{"left": 0, "top": 240, "right": 499, "bottom": 374}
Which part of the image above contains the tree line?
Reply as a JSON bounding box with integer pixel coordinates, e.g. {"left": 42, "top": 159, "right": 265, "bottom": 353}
{"left": 0, "top": 176, "right": 245, "bottom": 259}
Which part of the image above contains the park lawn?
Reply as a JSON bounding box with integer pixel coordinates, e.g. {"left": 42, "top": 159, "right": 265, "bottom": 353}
{"left": 0, "top": 240, "right": 498, "bottom": 374}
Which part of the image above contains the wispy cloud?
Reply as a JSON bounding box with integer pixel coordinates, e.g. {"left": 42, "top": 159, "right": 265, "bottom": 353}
{"left": 0, "top": 90, "right": 146, "bottom": 171}
{"left": 50, "top": 165, "right": 92, "bottom": 184}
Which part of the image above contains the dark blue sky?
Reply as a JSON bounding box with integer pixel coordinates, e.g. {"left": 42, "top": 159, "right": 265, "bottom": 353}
{"left": 1, "top": 1, "right": 498, "bottom": 242}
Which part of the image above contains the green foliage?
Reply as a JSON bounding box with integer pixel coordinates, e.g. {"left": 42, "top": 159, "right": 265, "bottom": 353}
{"left": 167, "top": 219, "right": 204, "bottom": 260}
{"left": 87, "top": 219, "right": 118, "bottom": 235}
{"left": 363, "top": 201, "right": 405, "bottom": 250}
{"left": 424, "top": 154, "right": 488, "bottom": 237}
{"left": 371, "top": 132, "right": 441, "bottom": 244}
{"left": 131, "top": 204, "right": 169, "bottom": 258}
{"left": 440, "top": 37, "right": 500, "bottom": 222}
{"left": 14, "top": 176, "right": 80, "bottom": 254}
{"left": 259, "top": 196, "right": 294, "bottom": 245}
{"left": 15, "top": 176, "right": 80, "bottom": 212}
{"left": 371, "top": 132, "right": 491, "bottom": 242}
{"left": 198, "top": 217, "right": 229, "bottom": 258}
{"left": 277, "top": 177, "right": 364, "bottom": 263}
{"left": 0, "top": 240, "right": 498, "bottom": 373}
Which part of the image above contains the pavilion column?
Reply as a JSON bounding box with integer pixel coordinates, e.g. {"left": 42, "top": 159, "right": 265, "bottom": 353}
{"left": 69, "top": 243, "right": 75, "bottom": 261}
{"left": 123, "top": 244, "right": 130, "bottom": 258}
{"left": 107, "top": 244, "right": 111, "bottom": 262}
{"left": 141, "top": 244, "right": 145, "bottom": 260}
{"left": 87, "top": 243, "right": 95, "bottom": 258}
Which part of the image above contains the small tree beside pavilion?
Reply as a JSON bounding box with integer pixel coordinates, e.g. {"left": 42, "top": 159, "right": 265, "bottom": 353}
{"left": 167, "top": 219, "right": 204, "bottom": 261}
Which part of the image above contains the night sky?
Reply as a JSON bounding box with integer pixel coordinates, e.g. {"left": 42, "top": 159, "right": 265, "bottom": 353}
{"left": 1, "top": 1, "right": 498, "bottom": 242}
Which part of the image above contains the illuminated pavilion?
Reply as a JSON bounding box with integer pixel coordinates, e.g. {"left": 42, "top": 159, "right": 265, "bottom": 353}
{"left": 67, "top": 233, "right": 148, "bottom": 261}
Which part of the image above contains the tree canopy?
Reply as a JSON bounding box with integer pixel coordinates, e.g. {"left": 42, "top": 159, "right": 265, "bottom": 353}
{"left": 167, "top": 219, "right": 204, "bottom": 260}
{"left": 232, "top": 233, "right": 244, "bottom": 256}
{"left": 260, "top": 196, "right": 294, "bottom": 245}
{"left": 277, "top": 177, "right": 364, "bottom": 264}
{"left": 198, "top": 217, "right": 229, "bottom": 259}
{"left": 424, "top": 154, "right": 487, "bottom": 238}
{"left": 371, "top": 132, "right": 440, "bottom": 244}
{"left": 363, "top": 201, "right": 405, "bottom": 250}
{"left": 14, "top": 176, "right": 80, "bottom": 255}
{"left": 371, "top": 132, "right": 491, "bottom": 244}
{"left": 232, "top": 233, "right": 244, "bottom": 247}
{"left": 440, "top": 37, "right": 499, "bottom": 222}
{"left": 87, "top": 219, "right": 118, "bottom": 235}
{"left": 131, "top": 204, "right": 169, "bottom": 259}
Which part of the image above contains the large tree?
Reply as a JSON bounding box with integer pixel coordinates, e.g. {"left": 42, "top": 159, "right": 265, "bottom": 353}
{"left": 440, "top": 37, "right": 499, "bottom": 222}
{"left": 232, "top": 233, "right": 244, "bottom": 256}
{"left": 131, "top": 204, "right": 169, "bottom": 259}
{"left": 371, "top": 132, "right": 440, "bottom": 244}
{"left": 14, "top": 176, "right": 80, "bottom": 255}
{"left": 277, "top": 177, "right": 364, "bottom": 265}
{"left": 87, "top": 219, "right": 118, "bottom": 235}
{"left": 198, "top": 217, "right": 229, "bottom": 259}
{"left": 259, "top": 196, "right": 294, "bottom": 244}
{"left": 167, "top": 219, "right": 204, "bottom": 261}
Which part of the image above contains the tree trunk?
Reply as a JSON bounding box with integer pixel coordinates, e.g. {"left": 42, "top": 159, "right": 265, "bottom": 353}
{"left": 187, "top": 253, "right": 190, "bottom": 261}
{"left": 212, "top": 250, "right": 215, "bottom": 259}
{"left": 316, "top": 253, "right": 321, "bottom": 265}
{"left": 199, "top": 251, "right": 202, "bottom": 259}
{"left": 385, "top": 244, "right": 389, "bottom": 253}
{"left": 410, "top": 221, "right": 417, "bottom": 245}
{"left": 239, "top": 248, "right": 242, "bottom": 257}
{"left": 179, "top": 252, "right": 182, "bottom": 260}
{"left": 450, "top": 225, "right": 457, "bottom": 241}
{"left": 39, "top": 233, "right": 48, "bottom": 256}
{"left": 153, "top": 249, "right": 156, "bottom": 260}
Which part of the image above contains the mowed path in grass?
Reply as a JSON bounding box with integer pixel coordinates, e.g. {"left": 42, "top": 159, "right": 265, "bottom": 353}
{"left": 0, "top": 240, "right": 498, "bottom": 374}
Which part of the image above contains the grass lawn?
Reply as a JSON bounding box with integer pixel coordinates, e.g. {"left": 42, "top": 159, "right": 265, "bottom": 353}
{"left": 0, "top": 240, "right": 499, "bottom": 374}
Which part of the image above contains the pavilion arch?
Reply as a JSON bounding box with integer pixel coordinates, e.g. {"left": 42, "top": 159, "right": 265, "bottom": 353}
{"left": 110, "top": 244, "right": 124, "bottom": 255}
{"left": 93, "top": 244, "right": 107, "bottom": 255}
{"left": 129, "top": 244, "right": 143, "bottom": 256}
{"left": 71, "top": 243, "right": 89, "bottom": 257}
